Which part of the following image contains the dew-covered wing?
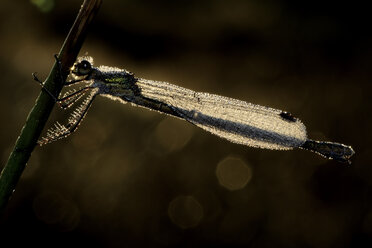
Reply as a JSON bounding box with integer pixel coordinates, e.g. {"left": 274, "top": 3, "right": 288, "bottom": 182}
{"left": 136, "top": 79, "right": 308, "bottom": 150}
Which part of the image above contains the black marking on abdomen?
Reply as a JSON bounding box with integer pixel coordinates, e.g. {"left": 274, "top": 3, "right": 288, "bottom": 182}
{"left": 280, "top": 111, "right": 296, "bottom": 122}
{"left": 131, "top": 78, "right": 142, "bottom": 96}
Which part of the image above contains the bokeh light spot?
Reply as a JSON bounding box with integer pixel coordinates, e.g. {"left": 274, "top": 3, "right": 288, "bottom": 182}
{"left": 216, "top": 156, "right": 252, "bottom": 190}
{"left": 33, "top": 191, "right": 80, "bottom": 231}
{"left": 30, "top": 0, "right": 54, "bottom": 13}
{"left": 168, "top": 195, "right": 203, "bottom": 229}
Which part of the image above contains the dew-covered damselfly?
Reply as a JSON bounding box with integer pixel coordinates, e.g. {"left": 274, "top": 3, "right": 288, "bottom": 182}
{"left": 36, "top": 56, "right": 355, "bottom": 164}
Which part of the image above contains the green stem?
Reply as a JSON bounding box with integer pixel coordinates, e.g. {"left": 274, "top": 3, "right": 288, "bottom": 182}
{"left": 0, "top": 0, "right": 102, "bottom": 213}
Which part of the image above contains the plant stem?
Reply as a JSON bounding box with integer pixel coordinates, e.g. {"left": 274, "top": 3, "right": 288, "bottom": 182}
{"left": 0, "top": 0, "right": 102, "bottom": 213}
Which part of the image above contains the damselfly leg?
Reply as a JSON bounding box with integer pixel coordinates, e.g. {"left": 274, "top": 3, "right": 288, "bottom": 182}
{"left": 58, "top": 86, "right": 95, "bottom": 109}
{"left": 34, "top": 55, "right": 100, "bottom": 145}
{"left": 38, "top": 88, "right": 99, "bottom": 145}
{"left": 32, "top": 55, "right": 90, "bottom": 109}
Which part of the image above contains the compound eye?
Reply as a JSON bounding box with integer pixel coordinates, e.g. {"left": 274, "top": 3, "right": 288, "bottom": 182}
{"left": 72, "top": 60, "right": 92, "bottom": 76}
{"left": 77, "top": 60, "right": 92, "bottom": 75}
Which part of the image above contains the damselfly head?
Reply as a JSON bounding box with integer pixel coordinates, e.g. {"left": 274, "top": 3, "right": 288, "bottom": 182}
{"left": 71, "top": 56, "right": 94, "bottom": 76}
{"left": 71, "top": 60, "right": 92, "bottom": 76}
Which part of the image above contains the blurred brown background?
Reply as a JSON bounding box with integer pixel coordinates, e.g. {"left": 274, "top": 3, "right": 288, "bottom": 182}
{"left": 0, "top": 0, "right": 371, "bottom": 247}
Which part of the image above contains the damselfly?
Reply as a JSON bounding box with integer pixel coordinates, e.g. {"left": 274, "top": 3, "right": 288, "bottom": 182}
{"left": 36, "top": 56, "right": 355, "bottom": 163}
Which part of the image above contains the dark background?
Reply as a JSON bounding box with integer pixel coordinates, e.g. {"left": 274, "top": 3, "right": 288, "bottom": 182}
{"left": 0, "top": 0, "right": 371, "bottom": 247}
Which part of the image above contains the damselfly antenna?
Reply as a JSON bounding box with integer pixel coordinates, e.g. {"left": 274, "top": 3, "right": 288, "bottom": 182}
{"left": 36, "top": 56, "right": 355, "bottom": 163}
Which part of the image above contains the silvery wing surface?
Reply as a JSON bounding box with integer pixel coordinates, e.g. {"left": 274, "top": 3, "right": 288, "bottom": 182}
{"left": 119, "top": 78, "right": 308, "bottom": 150}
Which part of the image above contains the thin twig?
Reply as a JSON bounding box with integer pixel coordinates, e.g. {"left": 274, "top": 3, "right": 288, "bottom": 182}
{"left": 0, "top": 0, "right": 102, "bottom": 213}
